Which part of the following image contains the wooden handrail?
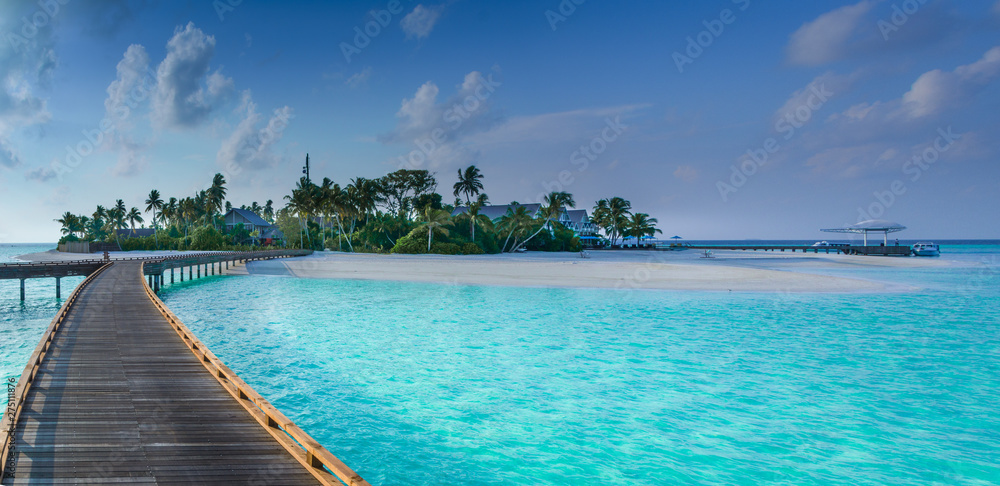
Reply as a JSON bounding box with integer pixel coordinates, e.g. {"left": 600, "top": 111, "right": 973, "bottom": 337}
{"left": 138, "top": 262, "right": 369, "bottom": 486}
{"left": 0, "top": 261, "right": 113, "bottom": 478}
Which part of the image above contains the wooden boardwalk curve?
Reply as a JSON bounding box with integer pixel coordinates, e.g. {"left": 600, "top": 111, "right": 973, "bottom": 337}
{"left": 3, "top": 259, "right": 367, "bottom": 485}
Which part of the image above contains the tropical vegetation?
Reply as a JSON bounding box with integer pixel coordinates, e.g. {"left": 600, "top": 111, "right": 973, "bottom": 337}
{"left": 55, "top": 160, "right": 663, "bottom": 254}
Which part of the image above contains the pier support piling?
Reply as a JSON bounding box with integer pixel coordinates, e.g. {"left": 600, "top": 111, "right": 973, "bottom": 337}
{"left": 153, "top": 275, "right": 160, "bottom": 293}
{"left": 55, "top": 277, "right": 61, "bottom": 299}
{"left": 197, "top": 265, "right": 201, "bottom": 278}
{"left": 170, "top": 268, "right": 174, "bottom": 284}
{"left": 20, "top": 278, "right": 25, "bottom": 301}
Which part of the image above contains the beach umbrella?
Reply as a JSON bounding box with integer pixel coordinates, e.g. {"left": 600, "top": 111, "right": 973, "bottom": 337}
{"left": 671, "top": 235, "right": 682, "bottom": 239}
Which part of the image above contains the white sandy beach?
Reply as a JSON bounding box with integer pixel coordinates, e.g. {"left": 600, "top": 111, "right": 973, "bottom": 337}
{"left": 16, "top": 248, "right": 950, "bottom": 292}
{"left": 228, "top": 250, "right": 944, "bottom": 292}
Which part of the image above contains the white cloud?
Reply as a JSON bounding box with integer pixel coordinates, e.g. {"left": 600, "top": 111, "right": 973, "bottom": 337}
{"left": 24, "top": 164, "right": 56, "bottom": 182}
{"left": 345, "top": 67, "right": 373, "bottom": 88}
{"left": 1, "top": 139, "right": 21, "bottom": 169}
{"left": 900, "top": 46, "right": 1000, "bottom": 118}
{"left": 381, "top": 70, "right": 504, "bottom": 145}
{"left": 401, "top": 4, "right": 443, "bottom": 40}
{"left": 105, "top": 44, "right": 151, "bottom": 128}
{"left": 152, "top": 22, "right": 233, "bottom": 129}
{"left": 673, "top": 165, "right": 699, "bottom": 182}
{"left": 786, "top": 1, "right": 875, "bottom": 66}
{"left": 773, "top": 71, "right": 858, "bottom": 125}
{"left": 216, "top": 91, "right": 293, "bottom": 171}
{"left": 110, "top": 139, "right": 148, "bottom": 177}
{"left": 0, "top": 9, "right": 55, "bottom": 171}
{"left": 379, "top": 70, "right": 506, "bottom": 168}
{"left": 102, "top": 44, "right": 155, "bottom": 177}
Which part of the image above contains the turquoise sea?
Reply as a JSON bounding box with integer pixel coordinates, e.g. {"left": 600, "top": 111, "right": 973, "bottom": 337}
{"left": 0, "top": 243, "right": 84, "bottom": 406}
{"left": 158, "top": 244, "right": 1000, "bottom": 485}
{"left": 1, "top": 243, "right": 998, "bottom": 484}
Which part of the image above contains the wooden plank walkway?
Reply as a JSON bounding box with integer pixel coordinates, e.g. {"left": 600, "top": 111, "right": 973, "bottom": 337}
{"left": 5, "top": 261, "right": 325, "bottom": 485}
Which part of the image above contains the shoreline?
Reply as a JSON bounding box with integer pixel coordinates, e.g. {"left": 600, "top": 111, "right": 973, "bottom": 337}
{"left": 13, "top": 248, "right": 952, "bottom": 293}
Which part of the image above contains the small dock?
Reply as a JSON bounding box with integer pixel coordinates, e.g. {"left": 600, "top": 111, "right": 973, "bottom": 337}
{"left": 2, "top": 252, "right": 369, "bottom": 485}
{"left": 675, "top": 245, "right": 912, "bottom": 256}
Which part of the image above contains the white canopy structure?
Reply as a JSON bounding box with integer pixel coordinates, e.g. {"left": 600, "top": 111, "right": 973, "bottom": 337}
{"left": 820, "top": 219, "right": 906, "bottom": 246}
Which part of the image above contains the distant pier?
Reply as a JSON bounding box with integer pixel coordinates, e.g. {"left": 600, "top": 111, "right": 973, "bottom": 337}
{"left": 0, "top": 250, "right": 313, "bottom": 300}
{"left": 671, "top": 244, "right": 911, "bottom": 256}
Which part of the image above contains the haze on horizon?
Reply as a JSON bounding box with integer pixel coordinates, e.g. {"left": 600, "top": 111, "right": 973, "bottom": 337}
{"left": 1, "top": 0, "right": 998, "bottom": 243}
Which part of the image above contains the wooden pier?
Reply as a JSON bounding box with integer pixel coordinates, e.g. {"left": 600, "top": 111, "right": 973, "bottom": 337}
{"left": 1, "top": 252, "right": 369, "bottom": 485}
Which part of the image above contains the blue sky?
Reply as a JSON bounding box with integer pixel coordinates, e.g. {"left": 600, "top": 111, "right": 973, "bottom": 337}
{"left": 1, "top": 0, "right": 998, "bottom": 242}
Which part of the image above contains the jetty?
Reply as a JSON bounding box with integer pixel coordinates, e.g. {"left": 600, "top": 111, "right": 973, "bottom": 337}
{"left": 1, "top": 250, "right": 369, "bottom": 485}
{"left": 675, "top": 244, "right": 911, "bottom": 256}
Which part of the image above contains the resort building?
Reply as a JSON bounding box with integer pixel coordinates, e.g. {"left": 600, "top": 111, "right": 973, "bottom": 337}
{"left": 223, "top": 208, "right": 284, "bottom": 245}
{"left": 562, "top": 209, "right": 598, "bottom": 236}
{"left": 451, "top": 203, "right": 542, "bottom": 221}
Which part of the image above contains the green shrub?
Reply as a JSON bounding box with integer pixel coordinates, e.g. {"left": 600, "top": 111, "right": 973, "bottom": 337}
{"left": 191, "top": 226, "right": 226, "bottom": 250}
{"left": 430, "top": 242, "right": 460, "bottom": 255}
{"left": 390, "top": 233, "right": 427, "bottom": 254}
{"left": 461, "top": 242, "right": 484, "bottom": 255}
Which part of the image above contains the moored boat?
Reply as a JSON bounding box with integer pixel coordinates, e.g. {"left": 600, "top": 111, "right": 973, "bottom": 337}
{"left": 912, "top": 242, "right": 940, "bottom": 256}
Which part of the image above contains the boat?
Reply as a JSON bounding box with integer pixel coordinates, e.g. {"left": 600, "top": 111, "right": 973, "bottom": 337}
{"left": 911, "top": 242, "right": 940, "bottom": 256}
{"left": 812, "top": 241, "right": 831, "bottom": 247}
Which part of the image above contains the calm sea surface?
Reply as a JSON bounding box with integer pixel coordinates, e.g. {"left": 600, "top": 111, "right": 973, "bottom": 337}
{"left": 2, "top": 243, "right": 998, "bottom": 484}
{"left": 0, "top": 243, "right": 83, "bottom": 405}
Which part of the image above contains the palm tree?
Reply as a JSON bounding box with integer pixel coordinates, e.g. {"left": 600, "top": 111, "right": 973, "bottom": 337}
{"left": 55, "top": 212, "right": 80, "bottom": 238}
{"left": 263, "top": 200, "right": 275, "bottom": 222}
{"left": 497, "top": 205, "right": 534, "bottom": 253}
{"left": 126, "top": 207, "right": 144, "bottom": 234}
{"left": 207, "top": 173, "right": 227, "bottom": 224}
{"left": 607, "top": 197, "right": 632, "bottom": 246}
{"left": 92, "top": 205, "right": 107, "bottom": 223}
{"left": 336, "top": 184, "right": 359, "bottom": 252}
{"left": 111, "top": 199, "right": 127, "bottom": 245}
{"left": 145, "top": 189, "right": 164, "bottom": 249}
{"left": 369, "top": 212, "right": 402, "bottom": 247}
{"left": 284, "top": 177, "right": 316, "bottom": 249}
{"left": 511, "top": 191, "right": 575, "bottom": 252}
{"left": 593, "top": 197, "right": 632, "bottom": 245}
{"left": 163, "top": 197, "right": 178, "bottom": 229}
{"left": 417, "top": 206, "right": 454, "bottom": 252}
{"left": 453, "top": 165, "right": 484, "bottom": 206}
{"left": 627, "top": 213, "right": 661, "bottom": 246}
{"left": 464, "top": 195, "right": 492, "bottom": 243}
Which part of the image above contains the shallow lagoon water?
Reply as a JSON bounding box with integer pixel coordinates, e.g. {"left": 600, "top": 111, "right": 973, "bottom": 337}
{"left": 0, "top": 244, "right": 84, "bottom": 407}
{"left": 156, "top": 247, "right": 1000, "bottom": 485}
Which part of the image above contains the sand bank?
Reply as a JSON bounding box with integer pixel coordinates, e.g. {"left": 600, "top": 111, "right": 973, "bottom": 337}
{"left": 226, "top": 251, "right": 912, "bottom": 292}
{"left": 16, "top": 248, "right": 948, "bottom": 292}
